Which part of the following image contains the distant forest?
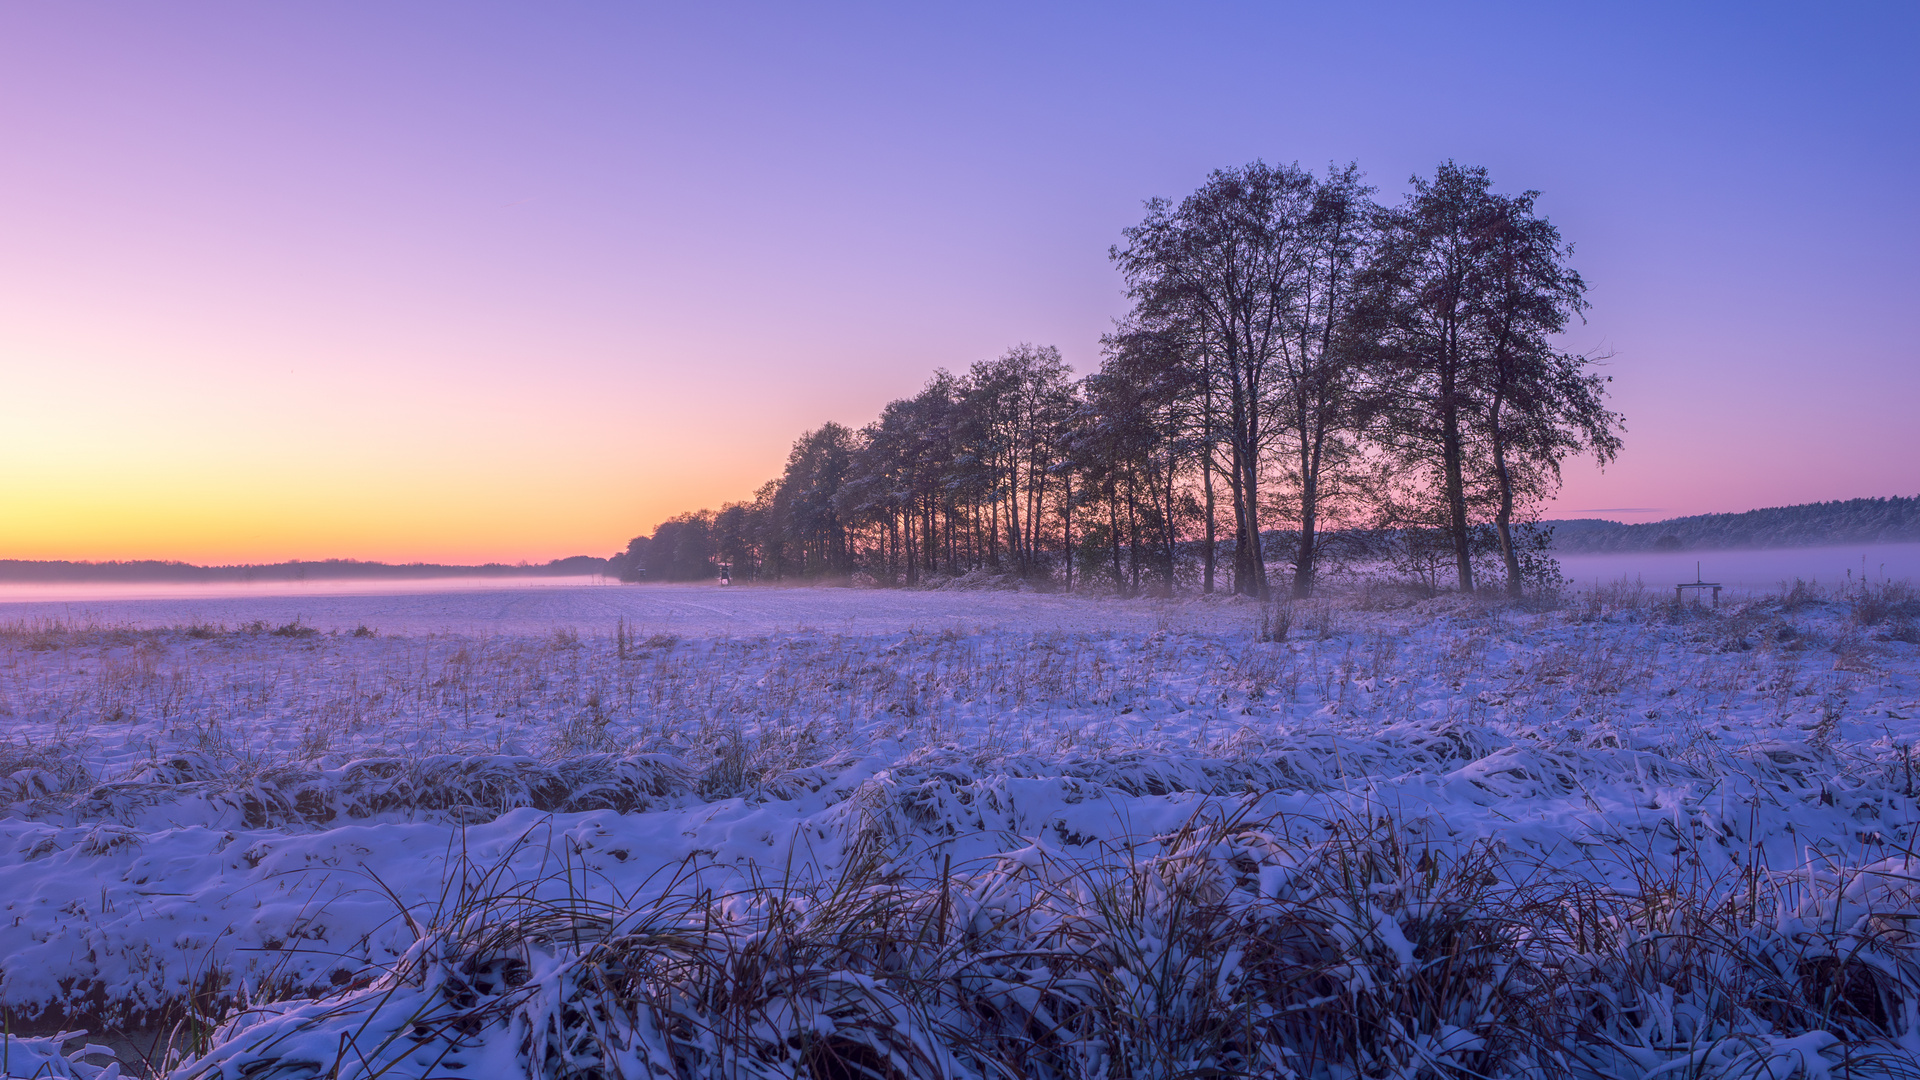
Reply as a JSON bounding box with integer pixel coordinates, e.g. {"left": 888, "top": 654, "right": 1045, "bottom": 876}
{"left": 0, "top": 556, "right": 609, "bottom": 584}
{"left": 1544, "top": 497, "right": 1920, "bottom": 553}
{"left": 611, "top": 160, "right": 1620, "bottom": 599}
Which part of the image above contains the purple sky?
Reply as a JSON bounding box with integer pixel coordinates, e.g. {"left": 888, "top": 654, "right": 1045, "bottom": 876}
{"left": 0, "top": 3, "right": 1913, "bottom": 562}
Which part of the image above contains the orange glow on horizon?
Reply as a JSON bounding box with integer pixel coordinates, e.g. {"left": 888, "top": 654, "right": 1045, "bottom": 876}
{"left": 0, "top": 326, "right": 856, "bottom": 566}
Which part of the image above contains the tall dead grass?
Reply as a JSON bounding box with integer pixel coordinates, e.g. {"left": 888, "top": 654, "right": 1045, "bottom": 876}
{"left": 164, "top": 806, "right": 1920, "bottom": 1080}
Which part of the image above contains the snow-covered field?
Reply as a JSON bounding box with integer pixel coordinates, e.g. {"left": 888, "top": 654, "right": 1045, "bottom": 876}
{"left": 0, "top": 577, "right": 1249, "bottom": 638}
{"left": 3, "top": 579, "right": 1920, "bottom": 1078}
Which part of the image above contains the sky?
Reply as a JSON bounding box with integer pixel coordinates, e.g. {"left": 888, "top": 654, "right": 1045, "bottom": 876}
{"left": 0, "top": 2, "right": 1914, "bottom": 565}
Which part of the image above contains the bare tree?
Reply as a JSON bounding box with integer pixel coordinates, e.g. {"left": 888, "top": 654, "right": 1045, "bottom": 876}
{"left": 1470, "top": 191, "right": 1622, "bottom": 595}
{"left": 1355, "top": 163, "right": 1489, "bottom": 592}
{"left": 1358, "top": 162, "right": 1620, "bottom": 594}
{"left": 1112, "top": 163, "right": 1321, "bottom": 598}
{"left": 1275, "top": 164, "right": 1376, "bottom": 598}
{"left": 963, "top": 345, "right": 1074, "bottom": 579}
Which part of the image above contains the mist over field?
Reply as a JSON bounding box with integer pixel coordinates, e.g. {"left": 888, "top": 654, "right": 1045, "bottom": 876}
{"left": 1, "top": 540, "right": 1917, "bottom": 636}
{"left": 1558, "top": 542, "right": 1920, "bottom": 594}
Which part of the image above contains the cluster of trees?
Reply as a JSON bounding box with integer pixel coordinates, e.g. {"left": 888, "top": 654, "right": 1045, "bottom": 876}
{"left": 610, "top": 161, "right": 1621, "bottom": 599}
{"left": 1549, "top": 497, "right": 1920, "bottom": 553}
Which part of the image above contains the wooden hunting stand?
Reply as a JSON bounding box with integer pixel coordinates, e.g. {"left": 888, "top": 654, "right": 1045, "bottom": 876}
{"left": 1675, "top": 562, "right": 1721, "bottom": 606}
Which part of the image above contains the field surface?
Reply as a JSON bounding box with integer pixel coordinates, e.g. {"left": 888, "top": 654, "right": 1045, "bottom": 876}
{"left": 3, "top": 580, "right": 1920, "bottom": 1078}
{"left": 0, "top": 579, "right": 1252, "bottom": 638}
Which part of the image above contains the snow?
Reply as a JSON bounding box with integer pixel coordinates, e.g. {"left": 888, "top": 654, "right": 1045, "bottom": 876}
{"left": 0, "top": 578, "right": 1241, "bottom": 637}
{"left": 2, "top": 581, "right": 1918, "bottom": 1077}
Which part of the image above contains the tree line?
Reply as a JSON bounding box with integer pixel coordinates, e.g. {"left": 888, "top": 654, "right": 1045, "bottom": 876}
{"left": 610, "top": 161, "right": 1622, "bottom": 599}
{"left": 1550, "top": 497, "right": 1920, "bottom": 554}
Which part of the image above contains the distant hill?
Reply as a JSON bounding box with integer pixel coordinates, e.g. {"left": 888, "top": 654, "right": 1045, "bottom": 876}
{"left": 1544, "top": 496, "right": 1920, "bottom": 553}
{"left": 0, "top": 556, "right": 611, "bottom": 584}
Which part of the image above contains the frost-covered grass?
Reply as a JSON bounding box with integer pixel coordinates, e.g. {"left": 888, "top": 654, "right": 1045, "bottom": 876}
{"left": 2, "top": 579, "right": 1919, "bottom": 1077}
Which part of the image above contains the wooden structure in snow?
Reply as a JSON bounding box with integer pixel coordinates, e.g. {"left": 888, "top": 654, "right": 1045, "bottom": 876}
{"left": 1675, "top": 562, "right": 1722, "bottom": 605}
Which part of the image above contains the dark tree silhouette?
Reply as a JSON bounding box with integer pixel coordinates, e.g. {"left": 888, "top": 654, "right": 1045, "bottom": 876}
{"left": 1468, "top": 188, "right": 1622, "bottom": 595}
{"left": 612, "top": 160, "right": 1622, "bottom": 601}
{"left": 1112, "top": 163, "right": 1324, "bottom": 598}
{"left": 1276, "top": 163, "right": 1376, "bottom": 598}
{"left": 1356, "top": 162, "right": 1617, "bottom": 594}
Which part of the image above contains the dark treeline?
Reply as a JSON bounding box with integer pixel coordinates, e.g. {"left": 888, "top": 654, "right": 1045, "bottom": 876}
{"left": 0, "top": 556, "right": 610, "bottom": 584}
{"left": 612, "top": 161, "right": 1622, "bottom": 599}
{"left": 1547, "top": 497, "right": 1920, "bottom": 554}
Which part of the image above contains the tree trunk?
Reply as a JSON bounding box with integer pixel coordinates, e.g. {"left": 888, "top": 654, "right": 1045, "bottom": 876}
{"left": 1125, "top": 470, "right": 1141, "bottom": 594}
{"left": 1030, "top": 416, "right": 1045, "bottom": 570}
{"left": 925, "top": 495, "right": 938, "bottom": 578}
{"left": 1292, "top": 401, "right": 1326, "bottom": 600}
{"left": 1439, "top": 374, "right": 1475, "bottom": 594}
{"left": 987, "top": 490, "right": 1000, "bottom": 570}
{"left": 1226, "top": 441, "right": 1246, "bottom": 596}
{"left": 1490, "top": 399, "right": 1522, "bottom": 598}
{"left": 1028, "top": 460, "right": 1046, "bottom": 579}
{"left": 1005, "top": 461, "right": 1022, "bottom": 578}
{"left": 1063, "top": 474, "right": 1074, "bottom": 593}
{"left": 905, "top": 506, "right": 918, "bottom": 586}
{"left": 1201, "top": 446, "right": 1217, "bottom": 594}
{"left": 1294, "top": 493, "right": 1317, "bottom": 600}
{"left": 1161, "top": 450, "right": 1178, "bottom": 594}
{"left": 1236, "top": 436, "right": 1269, "bottom": 600}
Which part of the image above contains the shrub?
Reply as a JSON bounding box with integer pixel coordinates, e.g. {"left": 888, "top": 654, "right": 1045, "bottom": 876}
{"left": 1855, "top": 580, "right": 1920, "bottom": 627}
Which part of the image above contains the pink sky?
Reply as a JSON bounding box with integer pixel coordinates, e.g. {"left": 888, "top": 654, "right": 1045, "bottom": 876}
{"left": 1, "top": 4, "right": 1913, "bottom": 564}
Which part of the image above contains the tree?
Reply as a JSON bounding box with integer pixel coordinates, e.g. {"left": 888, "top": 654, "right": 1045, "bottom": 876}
{"left": 1096, "top": 326, "right": 1204, "bottom": 595}
{"left": 1112, "top": 162, "right": 1322, "bottom": 598}
{"left": 1357, "top": 162, "right": 1620, "bottom": 595}
{"left": 647, "top": 512, "right": 716, "bottom": 580}
{"left": 775, "top": 423, "right": 858, "bottom": 577}
{"left": 712, "top": 500, "right": 768, "bottom": 580}
{"left": 841, "top": 411, "right": 911, "bottom": 584}
{"left": 1469, "top": 191, "right": 1622, "bottom": 595}
{"left": 961, "top": 346, "right": 1075, "bottom": 579}
{"left": 1355, "top": 163, "right": 1488, "bottom": 592}
{"left": 900, "top": 373, "right": 963, "bottom": 581}
{"left": 1275, "top": 163, "right": 1376, "bottom": 598}
{"left": 611, "top": 534, "right": 651, "bottom": 582}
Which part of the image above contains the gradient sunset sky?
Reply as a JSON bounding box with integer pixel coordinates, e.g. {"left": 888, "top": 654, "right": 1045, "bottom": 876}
{"left": 2, "top": 3, "right": 1914, "bottom": 565}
